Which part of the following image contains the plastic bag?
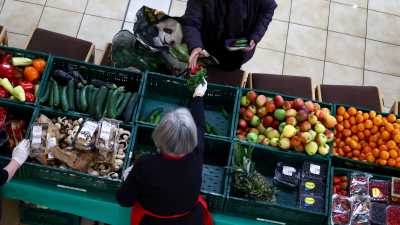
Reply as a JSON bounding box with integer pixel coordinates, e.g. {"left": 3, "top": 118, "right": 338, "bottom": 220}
{"left": 350, "top": 172, "right": 371, "bottom": 196}
{"left": 273, "top": 162, "right": 300, "bottom": 188}
{"left": 350, "top": 195, "right": 370, "bottom": 225}
{"left": 75, "top": 120, "right": 98, "bottom": 151}
{"left": 331, "top": 194, "right": 352, "bottom": 225}
{"left": 299, "top": 178, "right": 325, "bottom": 196}
{"left": 302, "top": 160, "right": 327, "bottom": 180}
{"left": 370, "top": 202, "right": 386, "bottom": 225}
{"left": 299, "top": 194, "right": 324, "bottom": 212}
{"left": 95, "top": 118, "right": 119, "bottom": 152}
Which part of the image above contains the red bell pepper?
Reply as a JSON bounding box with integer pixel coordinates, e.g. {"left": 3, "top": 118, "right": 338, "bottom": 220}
{"left": 18, "top": 80, "right": 34, "bottom": 93}
{"left": 25, "top": 92, "right": 35, "bottom": 102}
{"left": 0, "top": 86, "right": 9, "bottom": 98}
{"left": 0, "top": 53, "right": 13, "bottom": 79}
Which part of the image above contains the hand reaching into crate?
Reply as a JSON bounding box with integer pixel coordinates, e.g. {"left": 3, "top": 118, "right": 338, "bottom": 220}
{"left": 12, "top": 139, "right": 30, "bottom": 166}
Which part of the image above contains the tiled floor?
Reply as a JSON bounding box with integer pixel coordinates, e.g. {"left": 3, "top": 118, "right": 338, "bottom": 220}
{"left": 0, "top": 0, "right": 399, "bottom": 110}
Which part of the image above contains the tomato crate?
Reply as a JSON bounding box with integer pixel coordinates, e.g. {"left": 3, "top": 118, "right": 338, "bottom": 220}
{"left": 129, "top": 124, "right": 231, "bottom": 212}
{"left": 0, "top": 46, "right": 52, "bottom": 107}
{"left": 18, "top": 107, "right": 135, "bottom": 193}
{"left": 224, "top": 142, "right": 331, "bottom": 225}
{"left": 234, "top": 87, "right": 334, "bottom": 159}
{"left": 135, "top": 72, "right": 239, "bottom": 140}
{"left": 20, "top": 202, "right": 80, "bottom": 225}
{"left": 332, "top": 104, "right": 400, "bottom": 177}
{"left": 38, "top": 56, "right": 145, "bottom": 125}
{"left": 328, "top": 167, "right": 392, "bottom": 225}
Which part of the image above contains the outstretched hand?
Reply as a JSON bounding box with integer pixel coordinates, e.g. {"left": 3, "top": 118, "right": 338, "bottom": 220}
{"left": 12, "top": 139, "right": 30, "bottom": 166}
{"left": 188, "top": 48, "right": 203, "bottom": 70}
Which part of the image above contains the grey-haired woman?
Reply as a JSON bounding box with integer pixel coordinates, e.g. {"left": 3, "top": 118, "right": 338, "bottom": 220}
{"left": 117, "top": 80, "right": 212, "bottom": 225}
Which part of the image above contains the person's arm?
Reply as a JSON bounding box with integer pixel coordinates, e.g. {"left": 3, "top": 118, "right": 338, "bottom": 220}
{"left": 1, "top": 160, "right": 19, "bottom": 184}
{"left": 116, "top": 165, "right": 140, "bottom": 207}
{"left": 182, "top": 0, "right": 204, "bottom": 51}
{"left": 248, "top": 0, "right": 277, "bottom": 44}
{"left": 191, "top": 97, "right": 205, "bottom": 134}
{"left": 0, "top": 140, "right": 30, "bottom": 186}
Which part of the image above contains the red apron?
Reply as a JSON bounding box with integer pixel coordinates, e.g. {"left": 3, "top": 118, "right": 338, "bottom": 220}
{"left": 130, "top": 195, "right": 213, "bottom": 225}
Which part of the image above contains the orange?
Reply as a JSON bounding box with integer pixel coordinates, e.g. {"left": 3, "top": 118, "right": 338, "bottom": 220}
{"left": 371, "top": 126, "right": 379, "bottom": 134}
{"left": 365, "top": 120, "right": 373, "bottom": 129}
{"left": 373, "top": 148, "right": 380, "bottom": 157}
{"left": 352, "top": 135, "right": 359, "bottom": 142}
{"left": 337, "top": 115, "right": 344, "bottom": 122}
{"left": 356, "top": 114, "right": 364, "bottom": 123}
{"left": 369, "top": 111, "right": 377, "bottom": 118}
{"left": 350, "top": 117, "right": 356, "bottom": 125}
{"left": 357, "top": 131, "right": 365, "bottom": 140}
{"left": 367, "top": 154, "right": 375, "bottom": 163}
{"left": 351, "top": 126, "right": 358, "bottom": 134}
{"left": 388, "top": 159, "right": 396, "bottom": 167}
{"left": 337, "top": 148, "right": 344, "bottom": 156}
{"left": 380, "top": 150, "right": 390, "bottom": 160}
{"left": 32, "top": 58, "right": 46, "bottom": 73}
{"left": 357, "top": 123, "right": 365, "bottom": 131}
{"left": 353, "top": 150, "right": 360, "bottom": 157}
{"left": 388, "top": 114, "right": 397, "bottom": 123}
{"left": 337, "top": 106, "right": 346, "bottom": 115}
{"left": 373, "top": 117, "right": 383, "bottom": 126}
{"left": 339, "top": 141, "right": 345, "bottom": 147}
{"left": 23, "top": 66, "right": 40, "bottom": 83}
{"left": 385, "top": 123, "right": 395, "bottom": 133}
{"left": 337, "top": 124, "right": 344, "bottom": 132}
{"left": 352, "top": 157, "right": 359, "bottom": 161}
{"left": 346, "top": 152, "right": 353, "bottom": 158}
{"left": 364, "top": 129, "right": 371, "bottom": 137}
{"left": 379, "top": 144, "right": 388, "bottom": 153}
{"left": 377, "top": 159, "right": 387, "bottom": 166}
{"left": 369, "top": 135, "right": 378, "bottom": 143}
{"left": 348, "top": 107, "right": 357, "bottom": 116}
{"left": 343, "top": 129, "right": 352, "bottom": 137}
{"left": 370, "top": 142, "right": 377, "bottom": 148}
{"left": 363, "top": 113, "right": 370, "bottom": 120}
{"left": 360, "top": 153, "right": 366, "bottom": 160}
{"left": 343, "top": 120, "right": 351, "bottom": 129}
{"left": 387, "top": 141, "right": 397, "bottom": 150}
{"left": 381, "top": 131, "right": 391, "bottom": 140}
{"left": 345, "top": 137, "right": 353, "bottom": 145}
{"left": 394, "top": 134, "right": 400, "bottom": 143}
{"left": 344, "top": 112, "right": 350, "bottom": 120}
{"left": 389, "top": 149, "right": 398, "bottom": 158}
{"left": 396, "top": 162, "right": 400, "bottom": 168}
{"left": 363, "top": 145, "right": 372, "bottom": 154}
{"left": 344, "top": 146, "right": 352, "bottom": 153}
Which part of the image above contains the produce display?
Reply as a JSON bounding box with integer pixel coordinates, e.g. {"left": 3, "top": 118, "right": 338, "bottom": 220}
{"left": 333, "top": 175, "right": 348, "bottom": 196}
{"left": 40, "top": 69, "right": 139, "bottom": 122}
{"left": 237, "top": 91, "right": 336, "bottom": 156}
{"left": 29, "top": 114, "right": 131, "bottom": 179}
{"left": 0, "top": 106, "right": 27, "bottom": 150}
{"left": 0, "top": 51, "right": 46, "bottom": 103}
{"left": 333, "top": 106, "right": 400, "bottom": 168}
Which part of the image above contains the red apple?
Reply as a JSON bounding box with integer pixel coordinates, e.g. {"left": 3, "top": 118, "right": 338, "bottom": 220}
{"left": 266, "top": 102, "right": 276, "bottom": 113}
{"left": 282, "top": 101, "right": 292, "bottom": 110}
{"left": 243, "top": 110, "right": 254, "bottom": 121}
{"left": 305, "top": 101, "right": 315, "bottom": 112}
{"left": 262, "top": 116, "right": 274, "bottom": 127}
{"left": 237, "top": 134, "right": 246, "bottom": 140}
{"left": 314, "top": 103, "right": 321, "bottom": 110}
{"left": 291, "top": 136, "right": 303, "bottom": 149}
{"left": 293, "top": 98, "right": 305, "bottom": 110}
{"left": 274, "top": 95, "right": 284, "bottom": 108}
{"left": 296, "top": 109, "right": 309, "bottom": 122}
{"left": 236, "top": 129, "right": 245, "bottom": 136}
{"left": 240, "top": 107, "right": 246, "bottom": 117}
{"left": 271, "top": 120, "right": 280, "bottom": 129}
{"left": 257, "top": 107, "right": 268, "bottom": 117}
{"left": 256, "top": 95, "right": 267, "bottom": 107}
{"left": 248, "top": 105, "right": 257, "bottom": 114}
{"left": 239, "top": 119, "right": 247, "bottom": 129}
{"left": 294, "top": 144, "right": 305, "bottom": 152}
{"left": 315, "top": 110, "right": 325, "bottom": 121}
{"left": 300, "top": 121, "right": 312, "bottom": 132}
{"left": 286, "top": 116, "right": 297, "bottom": 126}
{"left": 246, "top": 91, "right": 257, "bottom": 103}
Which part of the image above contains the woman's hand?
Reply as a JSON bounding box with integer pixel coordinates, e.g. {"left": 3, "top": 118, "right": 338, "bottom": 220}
{"left": 188, "top": 48, "right": 203, "bottom": 70}
{"left": 193, "top": 79, "right": 207, "bottom": 98}
{"left": 243, "top": 40, "right": 256, "bottom": 52}
{"left": 12, "top": 139, "right": 30, "bottom": 166}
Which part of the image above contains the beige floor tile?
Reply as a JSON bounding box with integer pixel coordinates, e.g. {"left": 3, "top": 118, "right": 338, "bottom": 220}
{"left": 290, "top": 0, "right": 329, "bottom": 29}
{"left": 20, "top": 0, "right": 45, "bottom": 5}
{"left": 46, "top": 0, "right": 87, "bottom": 13}
{"left": 286, "top": 23, "right": 327, "bottom": 60}
{"left": 367, "top": 10, "right": 400, "bottom": 45}
{"left": 95, "top": 49, "right": 104, "bottom": 65}
{"left": 283, "top": 54, "right": 324, "bottom": 88}
{"left": 273, "top": 0, "right": 291, "bottom": 21}
{"left": 365, "top": 40, "right": 400, "bottom": 76}
{"left": 241, "top": 48, "right": 284, "bottom": 74}
{"left": 369, "top": 0, "right": 400, "bottom": 16}
{"left": 7, "top": 32, "right": 29, "bottom": 49}
{"left": 38, "top": 7, "right": 83, "bottom": 37}
{"left": 364, "top": 70, "right": 400, "bottom": 107}
{"left": 169, "top": 0, "right": 186, "bottom": 17}
{"left": 332, "top": 0, "right": 367, "bottom": 8}
{"left": 0, "top": 0, "right": 43, "bottom": 35}
{"left": 125, "top": 0, "right": 171, "bottom": 22}
{"left": 329, "top": 2, "right": 367, "bottom": 37}
{"left": 326, "top": 32, "right": 365, "bottom": 68}
{"left": 123, "top": 21, "right": 134, "bottom": 31}
{"left": 323, "top": 62, "right": 363, "bottom": 85}
{"left": 86, "top": 0, "right": 129, "bottom": 20}
{"left": 78, "top": 15, "right": 122, "bottom": 50}
{"left": 258, "top": 20, "right": 288, "bottom": 52}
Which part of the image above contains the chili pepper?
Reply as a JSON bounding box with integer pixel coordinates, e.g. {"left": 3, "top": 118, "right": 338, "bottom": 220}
{"left": 0, "top": 87, "right": 9, "bottom": 98}
{"left": 0, "top": 53, "right": 13, "bottom": 79}
{"left": 25, "top": 92, "right": 35, "bottom": 102}
{"left": 18, "top": 80, "right": 34, "bottom": 93}
{"left": 190, "top": 64, "right": 202, "bottom": 74}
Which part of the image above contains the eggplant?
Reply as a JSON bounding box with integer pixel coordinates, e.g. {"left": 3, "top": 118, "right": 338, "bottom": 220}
{"left": 70, "top": 70, "right": 87, "bottom": 84}
{"left": 53, "top": 70, "right": 73, "bottom": 85}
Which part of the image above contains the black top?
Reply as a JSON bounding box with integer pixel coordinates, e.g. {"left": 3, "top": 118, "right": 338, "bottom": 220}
{"left": 117, "top": 97, "right": 205, "bottom": 225}
{"left": 0, "top": 169, "right": 8, "bottom": 186}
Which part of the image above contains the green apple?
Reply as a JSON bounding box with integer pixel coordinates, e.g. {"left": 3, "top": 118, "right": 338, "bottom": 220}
{"left": 250, "top": 115, "right": 260, "bottom": 127}
{"left": 316, "top": 133, "right": 327, "bottom": 145}
{"left": 257, "top": 135, "right": 266, "bottom": 144}
{"left": 279, "top": 122, "right": 287, "bottom": 133}
{"left": 246, "top": 132, "right": 258, "bottom": 143}
{"left": 318, "top": 144, "right": 329, "bottom": 155}
{"left": 274, "top": 109, "right": 286, "bottom": 121}
{"left": 305, "top": 141, "right": 318, "bottom": 156}
{"left": 270, "top": 137, "right": 279, "bottom": 147}
{"left": 314, "top": 123, "right": 326, "bottom": 133}
{"left": 261, "top": 138, "right": 270, "bottom": 145}
{"left": 301, "top": 132, "right": 313, "bottom": 144}
{"left": 240, "top": 96, "right": 250, "bottom": 107}
{"left": 282, "top": 125, "right": 297, "bottom": 138}
{"left": 266, "top": 129, "right": 280, "bottom": 139}
{"left": 309, "top": 130, "right": 317, "bottom": 141}
{"left": 279, "top": 137, "right": 291, "bottom": 150}
{"left": 257, "top": 123, "right": 266, "bottom": 134}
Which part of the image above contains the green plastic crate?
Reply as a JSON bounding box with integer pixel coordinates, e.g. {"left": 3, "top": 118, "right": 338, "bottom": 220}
{"left": 20, "top": 202, "right": 80, "bottom": 225}
{"left": 332, "top": 104, "right": 400, "bottom": 177}
{"left": 128, "top": 124, "right": 231, "bottom": 212}
{"left": 135, "top": 72, "right": 239, "bottom": 140}
{"left": 224, "top": 142, "right": 331, "bottom": 225}
{"left": 18, "top": 107, "right": 136, "bottom": 193}
{"left": 233, "top": 88, "right": 334, "bottom": 159}
{"left": 0, "top": 46, "right": 52, "bottom": 107}
{"left": 38, "top": 56, "right": 145, "bottom": 125}
{"left": 327, "top": 167, "right": 392, "bottom": 225}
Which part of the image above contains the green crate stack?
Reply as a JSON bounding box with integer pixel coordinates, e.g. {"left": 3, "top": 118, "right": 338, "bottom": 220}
{"left": 20, "top": 202, "right": 80, "bottom": 225}
{"left": 38, "top": 56, "right": 145, "bottom": 125}
{"left": 234, "top": 87, "right": 334, "bottom": 159}
{"left": 224, "top": 142, "right": 331, "bottom": 225}
{"left": 135, "top": 72, "right": 239, "bottom": 140}
{"left": 0, "top": 46, "right": 52, "bottom": 106}
{"left": 17, "top": 107, "right": 136, "bottom": 193}
{"left": 331, "top": 104, "right": 400, "bottom": 177}
{"left": 129, "top": 124, "right": 231, "bottom": 212}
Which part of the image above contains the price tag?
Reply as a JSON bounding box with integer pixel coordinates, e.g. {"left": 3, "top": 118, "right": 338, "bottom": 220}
{"left": 310, "top": 164, "right": 321, "bottom": 175}
{"left": 78, "top": 121, "right": 98, "bottom": 139}
{"left": 32, "top": 125, "right": 42, "bottom": 145}
{"left": 47, "top": 137, "right": 57, "bottom": 148}
{"left": 282, "top": 166, "right": 296, "bottom": 176}
{"left": 99, "top": 121, "right": 112, "bottom": 141}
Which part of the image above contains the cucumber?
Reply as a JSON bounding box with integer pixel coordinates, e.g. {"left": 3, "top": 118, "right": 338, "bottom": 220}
{"left": 40, "top": 81, "right": 50, "bottom": 104}
{"left": 95, "top": 86, "right": 108, "bottom": 119}
{"left": 48, "top": 81, "right": 54, "bottom": 107}
{"left": 75, "top": 88, "right": 81, "bottom": 111}
{"left": 53, "top": 81, "right": 60, "bottom": 107}
{"left": 61, "top": 86, "right": 69, "bottom": 111}
{"left": 114, "top": 92, "right": 132, "bottom": 118}
{"left": 122, "top": 92, "right": 138, "bottom": 122}
{"left": 80, "top": 85, "right": 88, "bottom": 112}
{"left": 107, "top": 88, "right": 123, "bottom": 118}
{"left": 109, "top": 92, "right": 125, "bottom": 118}
{"left": 86, "top": 84, "right": 94, "bottom": 105}
{"left": 67, "top": 80, "right": 75, "bottom": 111}
{"left": 103, "top": 88, "right": 114, "bottom": 117}
{"left": 89, "top": 87, "right": 99, "bottom": 116}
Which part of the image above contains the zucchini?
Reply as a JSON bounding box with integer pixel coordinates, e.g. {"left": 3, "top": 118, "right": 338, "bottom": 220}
{"left": 48, "top": 80, "right": 54, "bottom": 107}
{"left": 107, "top": 88, "right": 123, "bottom": 118}
{"left": 60, "top": 86, "right": 69, "bottom": 111}
{"left": 80, "top": 85, "right": 88, "bottom": 112}
{"left": 89, "top": 87, "right": 99, "bottom": 116}
{"left": 122, "top": 92, "right": 138, "bottom": 122}
{"left": 40, "top": 81, "right": 50, "bottom": 104}
{"left": 147, "top": 108, "right": 163, "bottom": 123}
{"left": 75, "top": 88, "right": 81, "bottom": 111}
{"left": 109, "top": 92, "right": 125, "bottom": 118}
{"left": 95, "top": 86, "right": 108, "bottom": 119}
{"left": 53, "top": 81, "right": 60, "bottom": 107}
{"left": 103, "top": 88, "right": 114, "bottom": 117}
{"left": 114, "top": 92, "right": 132, "bottom": 118}
{"left": 67, "top": 80, "right": 75, "bottom": 111}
